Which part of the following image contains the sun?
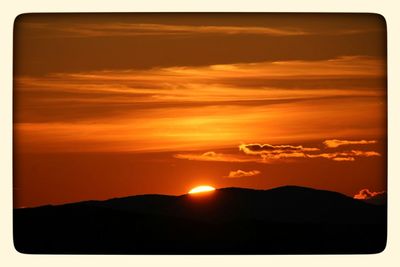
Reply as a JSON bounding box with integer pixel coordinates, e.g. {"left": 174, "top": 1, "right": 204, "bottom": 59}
{"left": 188, "top": 185, "right": 216, "bottom": 194}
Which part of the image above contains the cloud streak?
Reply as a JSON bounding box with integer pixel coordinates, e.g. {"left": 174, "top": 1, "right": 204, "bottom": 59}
{"left": 239, "top": 143, "right": 319, "bottom": 160}
{"left": 16, "top": 56, "right": 384, "bottom": 99}
{"left": 14, "top": 55, "right": 386, "bottom": 153}
{"left": 175, "top": 141, "right": 381, "bottom": 164}
{"left": 323, "top": 139, "right": 377, "bottom": 148}
{"left": 22, "top": 21, "right": 382, "bottom": 39}
{"left": 23, "top": 22, "right": 312, "bottom": 37}
{"left": 15, "top": 56, "right": 385, "bottom": 98}
{"left": 307, "top": 150, "right": 380, "bottom": 161}
{"left": 226, "top": 170, "right": 261, "bottom": 178}
{"left": 174, "top": 151, "right": 253, "bottom": 163}
{"left": 15, "top": 56, "right": 385, "bottom": 126}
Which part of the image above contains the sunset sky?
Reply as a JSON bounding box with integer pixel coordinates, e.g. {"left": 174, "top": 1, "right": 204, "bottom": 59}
{"left": 13, "top": 14, "right": 386, "bottom": 208}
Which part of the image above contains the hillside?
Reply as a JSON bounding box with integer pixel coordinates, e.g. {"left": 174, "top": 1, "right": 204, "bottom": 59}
{"left": 13, "top": 186, "right": 387, "bottom": 254}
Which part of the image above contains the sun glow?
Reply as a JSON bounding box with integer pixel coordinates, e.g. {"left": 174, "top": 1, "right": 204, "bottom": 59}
{"left": 188, "top": 185, "right": 216, "bottom": 194}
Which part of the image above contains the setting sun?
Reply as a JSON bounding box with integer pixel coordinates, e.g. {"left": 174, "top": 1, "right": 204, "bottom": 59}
{"left": 188, "top": 185, "right": 216, "bottom": 194}
{"left": 12, "top": 13, "right": 387, "bottom": 255}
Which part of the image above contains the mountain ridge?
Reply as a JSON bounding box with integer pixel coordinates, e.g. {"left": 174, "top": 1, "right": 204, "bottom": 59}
{"left": 16, "top": 185, "right": 371, "bottom": 209}
{"left": 13, "top": 185, "right": 387, "bottom": 254}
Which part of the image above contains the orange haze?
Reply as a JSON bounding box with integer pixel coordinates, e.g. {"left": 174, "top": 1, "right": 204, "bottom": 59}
{"left": 13, "top": 14, "right": 386, "bottom": 208}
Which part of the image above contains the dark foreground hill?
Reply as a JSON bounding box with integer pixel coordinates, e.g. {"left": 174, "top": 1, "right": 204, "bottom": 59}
{"left": 13, "top": 186, "right": 386, "bottom": 254}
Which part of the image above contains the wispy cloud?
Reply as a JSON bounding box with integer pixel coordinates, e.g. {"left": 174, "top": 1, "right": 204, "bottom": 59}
{"left": 15, "top": 56, "right": 384, "bottom": 125}
{"left": 22, "top": 22, "right": 381, "bottom": 39}
{"left": 226, "top": 170, "right": 260, "bottom": 178}
{"left": 16, "top": 56, "right": 384, "bottom": 99}
{"left": 307, "top": 150, "right": 380, "bottom": 161}
{"left": 354, "top": 189, "right": 386, "bottom": 200}
{"left": 56, "top": 55, "right": 384, "bottom": 82}
{"left": 174, "top": 142, "right": 381, "bottom": 164}
{"left": 332, "top": 157, "right": 355, "bottom": 162}
{"left": 15, "top": 56, "right": 384, "bottom": 101}
{"left": 239, "top": 143, "right": 319, "bottom": 160}
{"left": 323, "top": 139, "right": 377, "bottom": 148}
{"left": 174, "top": 151, "right": 253, "bottom": 163}
{"left": 14, "top": 56, "right": 385, "bottom": 153}
{"left": 23, "top": 22, "right": 310, "bottom": 37}
{"left": 239, "top": 143, "right": 319, "bottom": 153}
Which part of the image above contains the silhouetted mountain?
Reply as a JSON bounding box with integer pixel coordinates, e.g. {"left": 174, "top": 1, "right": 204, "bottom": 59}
{"left": 14, "top": 186, "right": 386, "bottom": 254}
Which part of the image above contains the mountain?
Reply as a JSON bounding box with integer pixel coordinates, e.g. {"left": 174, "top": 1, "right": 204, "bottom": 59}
{"left": 13, "top": 186, "right": 386, "bottom": 254}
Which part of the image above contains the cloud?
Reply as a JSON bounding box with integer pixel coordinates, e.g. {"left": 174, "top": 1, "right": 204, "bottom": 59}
{"left": 15, "top": 56, "right": 384, "bottom": 122}
{"left": 174, "top": 150, "right": 302, "bottom": 164}
{"left": 306, "top": 150, "right": 380, "bottom": 161}
{"left": 332, "top": 157, "right": 355, "bottom": 162}
{"left": 239, "top": 144, "right": 380, "bottom": 161}
{"left": 174, "top": 151, "right": 253, "bottom": 162}
{"left": 23, "top": 22, "right": 311, "bottom": 37}
{"left": 22, "top": 21, "right": 381, "bottom": 39}
{"left": 348, "top": 150, "right": 380, "bottom": 157}
{"left": 238, "top": 143, "right": 380, "bottom": 162}
{"left": 16, "top": 58, "right": 385, "bottom": 153}
{"left": 173, "top": 141, "right": 381, "bottom": 164}
{"left": 239, "top": 143, "right": 317, "bottom": 153}
{"left": 239, "top": 143, "right": 319, "bottom": 160}
{"left": 226, "top": 170, "right": 261, "bottom": 178}
{"left": 354, "top": 189, "right": 386, "bottom": 200}
{"left": 323, "top": 139, "right": 377, "bottom": 148}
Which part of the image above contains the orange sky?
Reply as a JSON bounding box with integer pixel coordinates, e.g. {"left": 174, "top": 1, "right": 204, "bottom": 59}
{"left": 13, "top": 14, "right": 387, "bottom": 208}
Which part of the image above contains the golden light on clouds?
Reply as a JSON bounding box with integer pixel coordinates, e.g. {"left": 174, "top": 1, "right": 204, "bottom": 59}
{"left": 13, "top": 14, "right": 386, "bottom": 208}
{"left": 14, "top": 56, "right": 385, "bottom": 153}
{"left": 354, "top": 189, "right": 386, "bottom": 200}
{"left": 174, "top": 140, "right": 381, "bottom": 165}
{"left": 226, "top": 170, "right": 261, "bottom": 178}
{"left": 323, "top": 139, "right": 377, "bottom": 148}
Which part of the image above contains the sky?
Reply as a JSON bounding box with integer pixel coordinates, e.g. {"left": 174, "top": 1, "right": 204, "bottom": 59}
{"left": 13, "top": 14, "right": 387, "bottom": 208}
